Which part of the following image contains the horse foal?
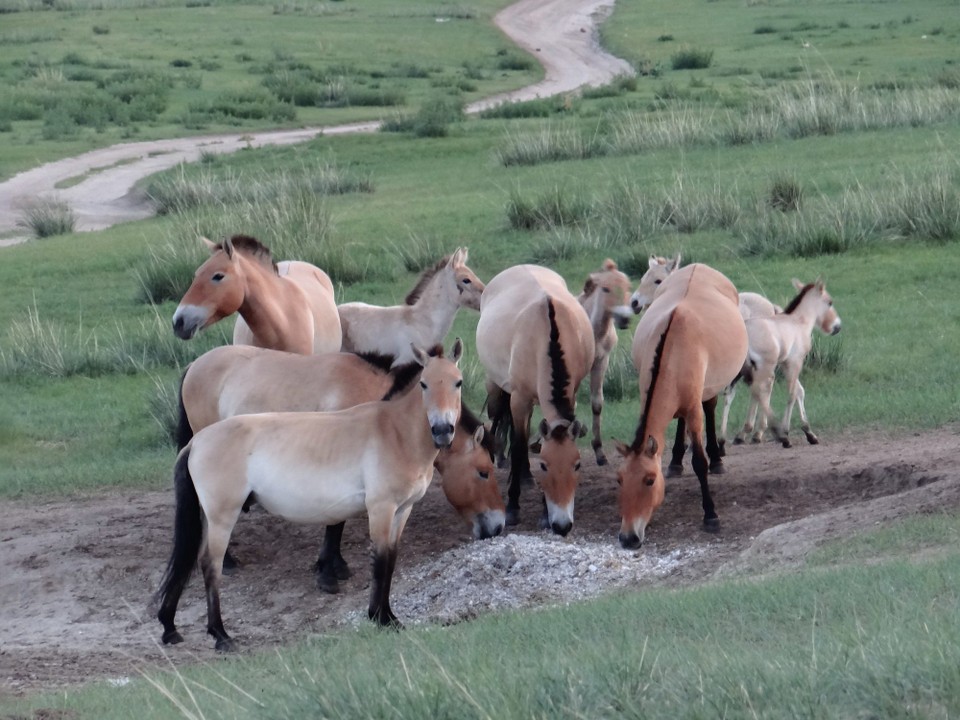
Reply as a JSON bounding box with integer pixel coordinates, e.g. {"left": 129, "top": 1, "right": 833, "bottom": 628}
{"left": 157, "top": 342, "right": 464, "bottom": 650}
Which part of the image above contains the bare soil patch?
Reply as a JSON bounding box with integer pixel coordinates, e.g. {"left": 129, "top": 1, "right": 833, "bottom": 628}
{"left": 2, "top": 427, "right": 958, "bottom": 697}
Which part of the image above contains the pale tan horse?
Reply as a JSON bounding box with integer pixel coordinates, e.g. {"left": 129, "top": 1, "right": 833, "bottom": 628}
{"left": 731, "top": 279, "right": 841, "bottom": 448}
{"left": 338, "top": 248, "right": 485, "bottom": 366}
{"left": 177, "top": 344, "right": 505, "bottom": 565}
{"left": 577, "top": 259, "right": 633, "bottom": 466}
{"left": 629, "top": 252, "right": 682, "bottom": 314}
{"left": 477, "top": 265, "right": 594, "bottom": 535}
{"left": 157, "top": 342, "right": 464, "bottom": 649}
{"left": 614, "top": 264, "right": 747, "bottom": 549}
{"left": 172, "top": 235, "right": 341, "bottom": 355}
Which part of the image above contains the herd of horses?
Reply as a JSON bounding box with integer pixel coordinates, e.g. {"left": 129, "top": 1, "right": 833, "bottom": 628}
{"left": 157, "top": 235, "right": 841, "bottom": 650}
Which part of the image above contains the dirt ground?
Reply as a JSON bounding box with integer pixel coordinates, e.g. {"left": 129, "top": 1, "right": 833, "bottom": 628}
{"left": 2, "top": 426, "right": 958, "bottom": 697}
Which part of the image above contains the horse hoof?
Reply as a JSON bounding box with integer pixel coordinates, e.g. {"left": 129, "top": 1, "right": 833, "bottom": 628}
{"left": 215, "top": 637, "right": 236, "bottom": 653}
{"left": 162, "top": 629, "right": 184, "bottom": 646}
{"left": 316, "top": 575, "right": 341, "bottom": 594}
{"left": 781, "top": 438, "right": 792, "bottom": 449}
{"left": 709, "top": 462, "right": 726, "bottom": 475}
{"left": 702, "top": 517, "right": 721, "bottom": 533}
{"left": 732, "top": 437, "right": 745, "bottom": 446}
{"left": 806, "top": 433, "right": 820, "bottom": 445}
{"left": 595, "top": 453, "right": 608, "bottom": 467}
{"left": 666, "top": 464, "right": 683, "bottom": 478}
{"left": 750, "top": 436, "right": 763, "bottom": 445}
{"left": 505, "top": 508, "right": 520, "bottom": 527}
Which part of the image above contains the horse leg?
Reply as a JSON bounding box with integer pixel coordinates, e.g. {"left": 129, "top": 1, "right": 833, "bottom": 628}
{"left": 221, "top": 492, "right": 256, "bottom": 574}
{"left": 314, "top": 522, "right": 351, "bottom": 594}
{"left": 667, "top": 419, "right": 686, "bottom": 478}
{"left": 485, "top": 382, "right": 510, "bottom": 469}
{"left": 779, "top": 362, "right": 805, "bottom": 448}
{"left": 702, "top": 396, "right": 724, "bottom": 474}
{"left": 686, "top": 407, "right": 719, "bottom": 532}
{"left": 589, "top": 353, "right": 611, "bottom": 466}
{"left": 754, "top": 373, "right": 788, "bottom": 448}
{"left": 367, "top": 504, "right": 412, "bottom": 629}
{"left": 793, "top": 379, "right": 819, "bottom": 444}
{"left": 718, "top": 374, "right": 741, "bottom": 456}
{"left": 200, "top": 522, "right": 235, "bottom": 652}
{"left": 505, "top": 395, "right": 533, "bottom": 527}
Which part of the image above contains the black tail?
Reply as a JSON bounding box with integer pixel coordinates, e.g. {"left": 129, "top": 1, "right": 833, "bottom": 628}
{"left": 174, "top": 369, "right": 193, "bottom": 452}
{"left": 487, "top": 389, "right": 514, "bottom": 459}
{"left": 156, "top": 447, "right": 203, "bottom": 626}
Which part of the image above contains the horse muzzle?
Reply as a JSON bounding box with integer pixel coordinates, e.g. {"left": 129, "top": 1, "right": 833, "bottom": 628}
{"left": 172, "top": 306, "right": 207, "bottom": 340}
{"left": 613, "top": 306, "right": 633, "bottom": 329}
{"left": 618, "top": 531, "right": 643, "bottom": 550}
{"left": 474, "top": 510, "right": 506, "bottom": 540}
{"left": 431, "top": 423, "right": 455, "bottom": 449}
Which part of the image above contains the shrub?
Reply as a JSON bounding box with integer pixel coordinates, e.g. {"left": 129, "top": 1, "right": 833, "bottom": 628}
{"left": 16, "top": 197, "right": 75, "bottom": 237}
{"left": 769, "top": 174, "right": 803, "bottom": 212}
{"left": 479, "top": 97, "right": 562, "bottom": 119}
{"left": 506, "top": 185, "right": 594, "bottom": 231}
{"left": 670, "top": 47, "right": 714, "bottom": 70}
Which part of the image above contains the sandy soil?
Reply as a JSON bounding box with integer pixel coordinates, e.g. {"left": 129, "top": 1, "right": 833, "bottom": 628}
{"left": 2, "top": 427, "right": 958, "bottom": 696}
{"left": 0, "top": 0, "right": 631, "bottom": 246}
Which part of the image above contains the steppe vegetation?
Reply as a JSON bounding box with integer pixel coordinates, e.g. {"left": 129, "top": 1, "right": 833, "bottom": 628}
{"left": 1, "top": 0, "right": 959, "bottom": 715}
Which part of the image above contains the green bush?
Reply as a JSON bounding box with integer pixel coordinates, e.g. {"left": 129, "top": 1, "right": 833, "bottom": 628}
{"left": 16, "top": 197, "right": 75, "bottom": 237}
{"left": 671, "top": 47, "right": 714, "bottom": 70}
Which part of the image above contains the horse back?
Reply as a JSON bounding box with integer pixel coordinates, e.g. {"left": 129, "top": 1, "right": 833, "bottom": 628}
{"left": 277, "top": 260, "right": 342, "bottom": 354}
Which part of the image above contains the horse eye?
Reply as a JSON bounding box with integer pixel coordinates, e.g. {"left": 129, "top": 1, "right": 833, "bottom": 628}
{"left": 478, "top": 471, "right": 489, "bottom": 480}
{"left": 462, "top": 278, "right": 471, "bottom": 284}
{"left": 654, "top": 279, "right": 662, "bottom": 285}
{"left": 455, "top": 380, "right": 463, "bottom": 388}
{"left": 644, "top": 477, "right": 655, "bottom": 487}
{"left": 574, "top": 462, "right": 581, "bottom": 471}
{"left": 419, "top": 381, "right": 427, "bottom": 390}
{"left": 616, "top": 476, "right": 623, "bottom": 486}
{"left": 601, "top": 287, "right": 610, "bottom": 293}
{"left": 212, "top": 272, "right": 225, "bottom": 282}
{"left": 539, "top": 462, "right": 547, "bottom": 472}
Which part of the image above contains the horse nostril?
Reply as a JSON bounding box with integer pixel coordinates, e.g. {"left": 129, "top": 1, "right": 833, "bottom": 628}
{"left": 551, "top": 520, "right": 572, "bottom": 537}
{"left": 618, "top": 532, "right": 642, "bottom": 550}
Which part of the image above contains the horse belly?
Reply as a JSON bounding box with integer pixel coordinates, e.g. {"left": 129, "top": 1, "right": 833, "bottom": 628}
{"left": 248, "top": 455, "right": 366, "bottom": 525}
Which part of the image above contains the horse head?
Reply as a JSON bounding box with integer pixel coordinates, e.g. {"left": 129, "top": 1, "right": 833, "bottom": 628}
{"left": 411, "top": 338, "right": 464, "bottom": 449}
{"left": 435, "top": 423, "right": 506, "bottom": 540}
{"left": 535, "top": 417, "right": 587, "bottom": 537}
{"left": 630, "top": 252, "right": 681, "bottom": 315}
{"left": 172, "top": 236, "right": 248, "bottom": 340}
{"left": 791, "top": 278, "right": 842, "bottom": 336}
{"left": 582, "top": 258, "right": 633, "bottom": 330}
{"left": 447, "top": 247, "right": 486, "bottom": 311}
{"left": 613, "top": 435, "right": 665, "bottom": 549}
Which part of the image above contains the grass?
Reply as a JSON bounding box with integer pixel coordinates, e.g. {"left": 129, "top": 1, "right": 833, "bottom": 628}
{"left": 16, "top": 197, "right": 76, "bottom": 237}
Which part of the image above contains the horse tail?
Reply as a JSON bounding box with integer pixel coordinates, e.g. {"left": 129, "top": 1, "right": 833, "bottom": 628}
{"left": 487, "top": 390, "right": 514, "bottom": 459}
{"left": 156, "top": 447, "right": 203, "bottom": 617}
{"left": 174, "top": 369, "right": 193, "bottom": 452}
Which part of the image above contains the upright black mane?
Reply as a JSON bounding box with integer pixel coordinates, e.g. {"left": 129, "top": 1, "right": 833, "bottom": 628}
{"left": 404, "top": 255, "right": 451, "bottom": 305}
{"left": 378, "top": 344, "right": 445, "bottom": 400}
{"left": 220, "top": 235, "right": 277, "bottom": 273}
{"left": 782, "top": 283, "right": 814, "bottom": 315}
{"left": 630, "top": 313, "right": 675, "bottom": 451}
{"left": 546, "top": 299, "right": 575, "bottom": 424}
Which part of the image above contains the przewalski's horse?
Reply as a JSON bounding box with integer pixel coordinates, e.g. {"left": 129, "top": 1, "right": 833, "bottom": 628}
{"left": 157, "top": 341, "right": 464, "bottom": 649}
{"left": 176, "top": 344, "right": 505, "bottom": 554}
{"left": 338, "top": 248, "right": 485, "bottom": 367}
{"left": 577, "top": 259, "right": 633, "bottom": 466}
{"left": 477, "top": 265, "right": 594, "bottom": 535}
{"left": 732, "top": 279, "right": 841, "bottom": 448}
{"left": 614, "top": 263, "right": 747, "bottom": 549}
{"left": 172, "top": 235, "right": 342, "bottom": 355}
{"left": 629, "top": 252, "right": 682, "bottom": 314}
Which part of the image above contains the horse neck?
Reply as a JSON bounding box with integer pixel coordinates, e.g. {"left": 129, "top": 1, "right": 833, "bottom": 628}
{"left": 580, "top": 291, "right": 612, "bottom": 342}
{"left": 235, "top": 256, "right": 297, "bottom": 345}
{"left": 784, "top": 297, "right": 821, "bottom": 337}
{"left": 409, "top": 269, "right": 460, "bottom": 338}
{"left": 382, "top": 384, "right": 441, "bottom": 464}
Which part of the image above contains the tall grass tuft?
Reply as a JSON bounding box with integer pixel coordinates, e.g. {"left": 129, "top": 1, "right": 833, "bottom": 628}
{"left": 0, "top": 304, "right": 105, "bottom": 377}
{"left": 506, "top": 184, "right": 594, "bottom": 231}
{"left": 769, "top": 174, "right": 803, "bottom": 212}
{"left": 16, "top": 197, "right": 76, "bottom": 238}
{"left": 805, "top": 334, "right": 845, "bottom": 374}
{"left": 147, "top": 373, "right": 182, "bottom": 445}
{"left": 496, "top": 122, "right": 606, "bottom": 166}
{"left": 528, "top": 225, "right": 618, "bottom": 264}
{"left": 670, "top": 47, "right": 714, "bottom": 70}
{"left": 390, "top": 232, "right": 451, "bottom": 272}
{"left": 601, "top": 342, "right": 637, "bottom": 402}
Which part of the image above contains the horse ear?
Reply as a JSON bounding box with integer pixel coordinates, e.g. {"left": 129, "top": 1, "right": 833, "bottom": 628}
{"left": 792, "top": 278, "right": 805, "bottom": 290}
{"left": 814, "top": 276, "right": 824, "bottom": 291}
{"left": 570, "top": 419, "right": 587, "bottom": 438}
{"left": 644, "top": 435, "right": 658, "bottom": 458}
{"left": 221, "top": 235, "right": 235, "bottom": 259}
{"left": 667, "top": 252, "right": 681, "bottom": 272}
{"left": 613, "top": 439, "right": 630, "bottom": 457}
{"left": 200, "top": 236, "right": 217, "bottom": 252}
{"left": 450, "top": 337, "right": 464, "bottom": 364}
{"left": 602, "top": 258, "right": 617, "bottom": 271}
{"left": 450, "top": 247, "right": 467, "bottom": 267}
{"left": 473, "top": 425, "right": 485, "bottom": 446}
{"left": 410, "top": 344, "right": 429, "bottom": 367}
{"left": 648, "top": 255, "right": 660, "bottom": 270}
{"left": 539, "top": 418, "right": 550, "bottom": 438}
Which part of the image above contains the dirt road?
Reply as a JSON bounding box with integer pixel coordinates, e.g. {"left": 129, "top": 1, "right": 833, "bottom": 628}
{"left": 0, "top": 0, "right": 632, "bottom": 246}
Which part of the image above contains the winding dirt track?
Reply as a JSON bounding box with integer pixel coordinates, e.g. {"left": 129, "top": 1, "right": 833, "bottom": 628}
{"left": 0, "top": 0, "right": 632, "bottom": 245}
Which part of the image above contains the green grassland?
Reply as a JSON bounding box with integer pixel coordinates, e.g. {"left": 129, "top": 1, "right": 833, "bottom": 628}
{"left": 1, "top": 0, "right": 959, "bottom": 713}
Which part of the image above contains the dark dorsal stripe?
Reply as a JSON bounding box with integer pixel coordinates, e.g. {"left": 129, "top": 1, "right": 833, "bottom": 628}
{"left": 404, "top": 255, "right": 451, "bottom": 305}
{"left": 783, "top": 283, "right": 814, "bottom": 315}
{"left": 220, "top": 235, "right": 278, "bottom": 274}
{"left": 356, "top": 351, "right": 396, "bottom": 373}
{"left": 458, "top": 400, "right": 496, "bottom": 459}
{"left": 630, "top": 312, "right": 675, "bottom": 452}
{"left": 379, "top": 344, "right": 445, "bottom": 400}
{"left": 546, "top": 298, "right": 575, "bottom": 423}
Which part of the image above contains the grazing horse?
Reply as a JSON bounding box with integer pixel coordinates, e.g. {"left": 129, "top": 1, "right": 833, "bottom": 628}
{"left": 338, "top": 248, "right": 485, "bottom": 366}
{"left": 477, "top": 265, "right": 594, "bottom": 535}
{"left": 172, "top": 235, "right": 341, "bottom": 355}
{"left": 614, "top": 263, "right": 747, "bottom": 549}
{"left": 577, "top": 259, "right": 633, "bottom": 466}
{"left": 176, "top": 344, "right": 505, "bottom": 577}
{"left": 732, "top": 279, "right": 842, "bottom": 448}
{"left": 157, "top": 341, "right": 464, "bottom": 649}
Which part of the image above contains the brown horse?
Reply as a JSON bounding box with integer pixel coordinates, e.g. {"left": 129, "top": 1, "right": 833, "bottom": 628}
{"left": 157, "top": 341, "right": 464, "bottom": 649}
{"left": 476, "top": 265, "right": 594, "bottom": 535}
{"left": 176, "top": 344, "right": 505, "bottom": 576}
{"left": 338, "top": 248, "right": 485, "bottom": 366}
{"left": 577, "top": 259, "right": 633, "bottom": 466}
{"left": 732, "top": 279, "right": 842, "bottom": 448}
{"left": 172, "top": 235, "right": 341, "bottom": 355}
{"left": 614, "top": 263, "right": 747, "bottom": 549}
